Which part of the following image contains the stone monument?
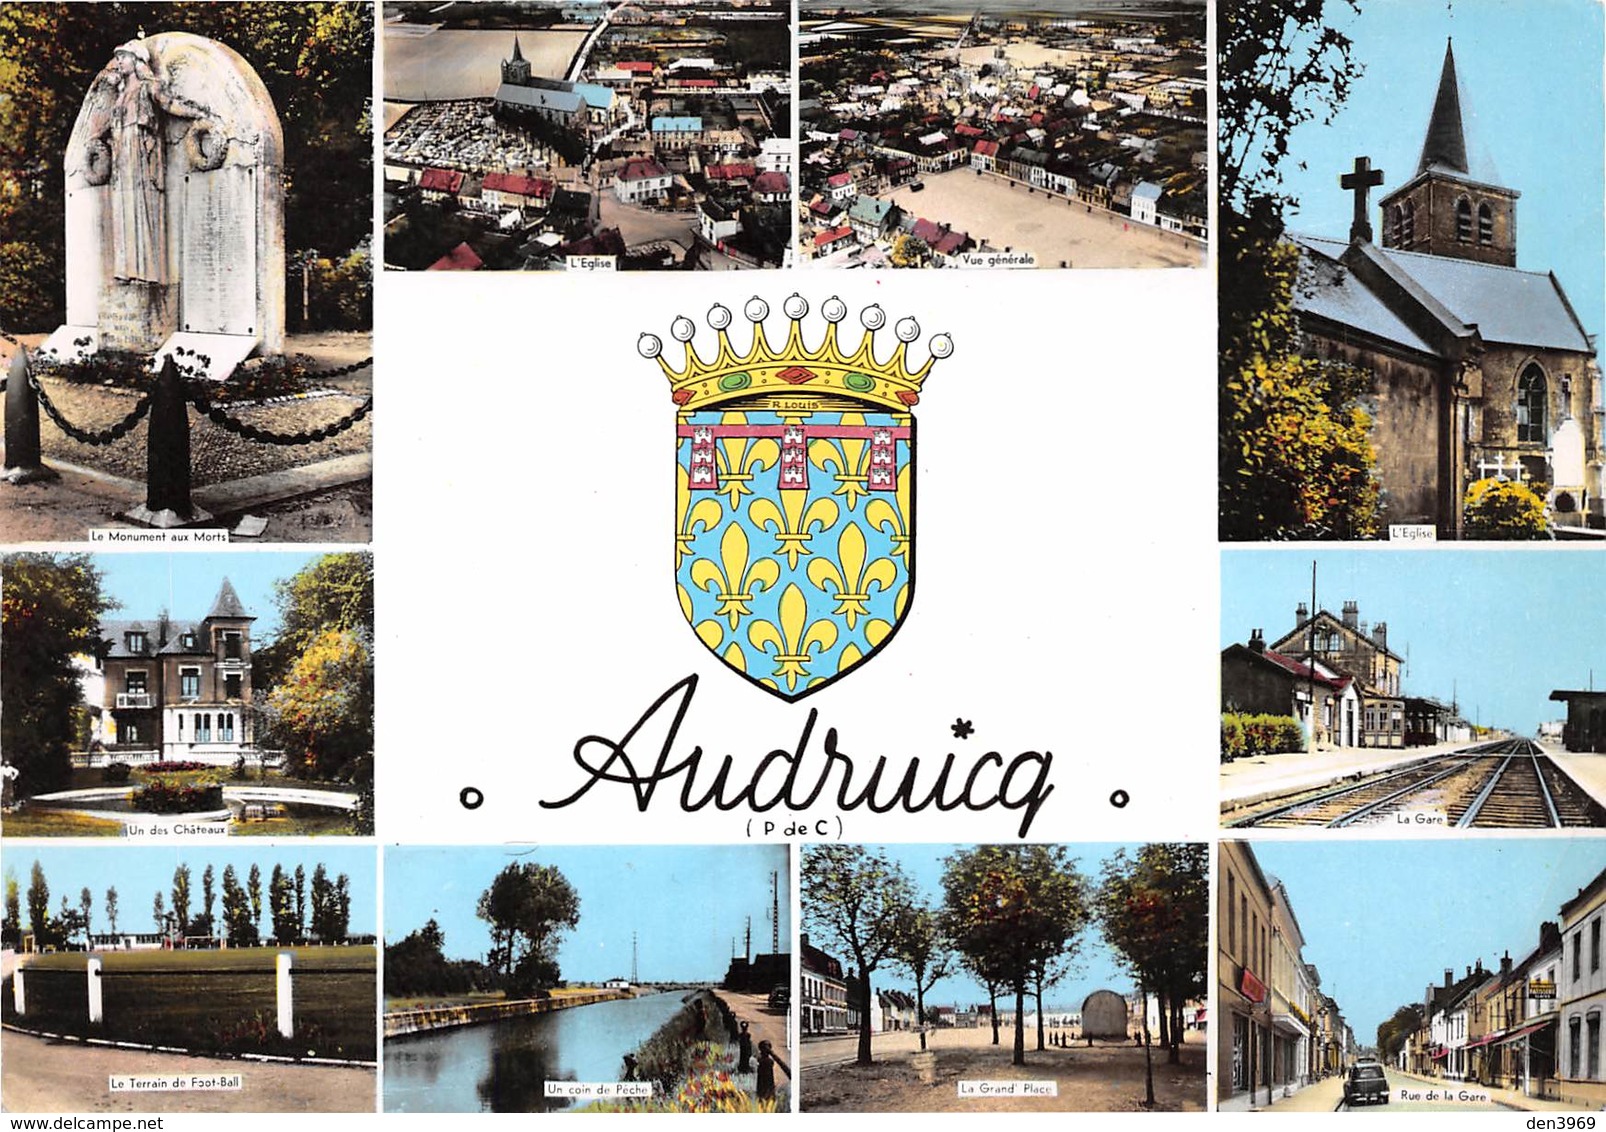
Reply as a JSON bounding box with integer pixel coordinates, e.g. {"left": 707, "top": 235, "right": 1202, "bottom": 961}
{"left": 42, "top": 33, "right": 284, "bottom": 379}
{"left": 1080, "top": 989, "right": 1129, "bottom": 1040}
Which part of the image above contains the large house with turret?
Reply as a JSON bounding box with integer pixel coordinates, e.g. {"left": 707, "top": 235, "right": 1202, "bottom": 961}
{"left": 95, "top": 579, "right": 255, "bottom": 763}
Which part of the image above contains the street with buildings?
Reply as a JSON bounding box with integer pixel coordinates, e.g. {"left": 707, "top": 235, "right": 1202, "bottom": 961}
{"left": 797, "top": 4, "right": 1205, "bottom": 268}
{"left": 1220, "top": 841, "right": 1606, "bottom": 1114}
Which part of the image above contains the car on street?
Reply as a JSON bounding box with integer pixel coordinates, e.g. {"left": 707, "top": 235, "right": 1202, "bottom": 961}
{"left": 768, "top": 984, "right": 790, "bottom": 1009}
{"left": 1343, "top": 1063, "right": 1389, "bottom": 1106}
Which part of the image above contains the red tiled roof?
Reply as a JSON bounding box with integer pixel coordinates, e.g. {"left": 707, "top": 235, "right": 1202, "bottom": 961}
{"left": 910, "top": 218, "right": 943, "bottom": 243}
{"left": 972, "top": 139, "right": 999, "bottom": 157}
{"left": 619, "top": 158, "right": 669, "bottom": 182}
{"left": 419, "top": 167, "right": 464, "bottom": 194}
{"left": 426, "top": 242, "right": 482, "bottom": 271}
{"left": 706, "top": 162, "right": 757, "bottom": 181}
{"left": 753, "top": 171, "right": 789, "bottom": 194}
{"left": 933, "top": 230, "right": 968, "bottom": 255}
{"left": 481, "top": 171, "right": 554, "bottom": 199}
{"left": 839, "top": 128, "right": 858, "bottom": 141}
{"left": 827, "top": 172, "right": 853, "bottom": 188}
{"left": 810, "top": 199, "right": 835, "bottom": 216}
{"left": 618, "top": 61, "right": 655, "bottom": 72}
{"left": 814, "top": 225, "right": 854, "bottom": 247}
{"left": 682, "top": 78, "right": 717, "bottom": 88}
{"left": 953, "top": 123, "right": 984, "bottom": 138}
{"left": 1028, "top": 84, "right": 1040, "bottom": 99}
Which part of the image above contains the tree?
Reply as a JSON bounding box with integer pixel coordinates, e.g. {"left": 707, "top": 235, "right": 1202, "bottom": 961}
{"left": 801, "top": 845, "right": 917, "bottom": 1066}
{"left": 171, "top": 865, "right": 192, "bottom": 938}
{"left": 1, "top": 554, "right": 113, "bottom": 795}
{"left": 4, "top": 870, "right": 22, "bottom": 947}
{"left": 1096, "top": 844, "right": 1208, "bottom": 1072}
{"left": 309, "top": 863, "right": 334, "bottom": 941}
{"left": 891, "top": 902, "right": 952, "bottom": 1052}
{"left": 192, "top": 865, "right": 216, "bottom": 938}
{"left": 1462, "top": 477, "right": 1551, "bottom": 540}
{"left": 889, "top": 233, "right": 931, "bottom": 268}
{"left": 248, "top": 864, "right": 263, "bottom": 935}
{"left": 941, "top": 846, "right": 1087, "bottom": 1067}
{"left": 26, "top": 859, "right": 49, "bottom": 942}
{"left": 270, "top": 864, "right": 297, "bottom": 942}
{"left": 56, "top": 895, "right": 86, "bottom": 949}
{"left": 152, "top": 891, "right": 166, "bottom": 934}
{"left": 475, "top": 861, "right": 581, "bottom": 996}
{"left": 221, "top": 864, "right": 257, "bottom": 947}
{"left": 262, "top": 627, "right": 374, "bottom": 784}
{"left": 294, "top": 864, "right": 307, "bottom": 938}
{"left": 1218, "top": 0, "right": 1379, "bottom": 541}
{"left": 79, "top": 886, "right": 92, "bottom": 940}
{"left": 104, "top": 886, "right": 119, "bottom": 935}
{"left": 1377, "top": 1003, "right": 1422, "bottom": 1062}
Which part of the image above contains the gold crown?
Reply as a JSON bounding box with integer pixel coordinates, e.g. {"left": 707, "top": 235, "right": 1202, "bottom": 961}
{"left": 639, "top": 294, "right": 953, "bottom": 414}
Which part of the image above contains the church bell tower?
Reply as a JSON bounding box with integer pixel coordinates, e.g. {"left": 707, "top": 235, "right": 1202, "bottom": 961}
{"left": 1378, "top": 39, "right": 1519, "bottom": 266}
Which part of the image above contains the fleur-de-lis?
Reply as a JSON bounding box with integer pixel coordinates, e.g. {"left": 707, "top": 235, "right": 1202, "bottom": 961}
{"left": 714, "top": 412, "right": 779, "bottom": 510}
{"left": 806, "top": 520, "right": 898, "bottom": 631}
{"left": 808, "top": 413, "right": 871, "bottom": 509}
{"left": 677, "top": 465, "right": 726, "bottom": 568}
{"left": 678, "top": 584, "right": 726, "bottom": 650}
{"left": 748, "top": 583, "right": 838, "bottom": 694}
{"left": 748, "top": 492, "right": 839, "bottom": 571}
{"left": 835, "top": 617, "right": 895, "bottom": 675}
{"left": 865, "top": 462, "right": 913, "bottom": 567}
{"left": 689, "top": 522, "right": 781, "bottom": 630}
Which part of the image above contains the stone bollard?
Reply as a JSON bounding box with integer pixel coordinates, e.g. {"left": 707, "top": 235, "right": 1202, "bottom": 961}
{"left": 276, "top": 951, "right": 293, "bottom": 1039}
{"left": 12, "top": 965, "right": 24, "bottom": 1016}
{"left": 3, "top": 343, "right": 58, "bottom": 484}
{"left": 87, "top": 957, "right": 103, "bottom": 1023}
{"left": 912, "top": 1050, "right": 938, "bottom": 1085}
{"left": 129, "top": 356, "right": 210, "bottom": 527}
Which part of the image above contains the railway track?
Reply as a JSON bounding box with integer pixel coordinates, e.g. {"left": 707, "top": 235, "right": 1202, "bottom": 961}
{"left": 1227, "top": 739, "right": 1606, "bottom": 829}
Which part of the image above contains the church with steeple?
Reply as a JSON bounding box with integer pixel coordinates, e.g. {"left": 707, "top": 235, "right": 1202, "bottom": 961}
{"left": 1291, "top": 40, "right": 1603, "bottom": 536}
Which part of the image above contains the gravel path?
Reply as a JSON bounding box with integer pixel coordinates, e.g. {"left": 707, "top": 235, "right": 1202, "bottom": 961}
{"left": 1, "top": 1028, "right": 376, "bottom": 1113}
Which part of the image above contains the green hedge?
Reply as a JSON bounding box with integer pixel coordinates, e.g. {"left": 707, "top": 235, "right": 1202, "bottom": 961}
{"left": 1222, "top": 713, "right": 1305, "bottom": 761}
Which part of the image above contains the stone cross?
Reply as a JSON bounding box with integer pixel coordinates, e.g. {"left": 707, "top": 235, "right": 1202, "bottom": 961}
{"left": 44, "top": 33, "right": 285, "bottom": 379}
{"left": 1341, "top": 156, "right": 1385, "bottom": 244}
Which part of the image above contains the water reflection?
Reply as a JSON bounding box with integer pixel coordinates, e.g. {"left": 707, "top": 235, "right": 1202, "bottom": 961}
{"left": 385, "top": 991, "right": 688, "bottom": 1112}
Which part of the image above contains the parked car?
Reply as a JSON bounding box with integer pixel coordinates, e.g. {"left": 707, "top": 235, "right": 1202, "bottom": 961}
{"left": 768, "top": 984, "right": 790, "bottom": 1009}
{"left": 910, "top": 182, "right": 925, "bottom": 192}
{"left": 1343, "top": 1063, "right": 1389, "bottom": 1106}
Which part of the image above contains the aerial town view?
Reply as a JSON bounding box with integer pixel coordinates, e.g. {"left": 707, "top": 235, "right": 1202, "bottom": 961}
{"left": 382, "top": 1, "right": 792, "bottom": 271}
{"left": 797, "top": 1, "right": 1206, "bottom": 268}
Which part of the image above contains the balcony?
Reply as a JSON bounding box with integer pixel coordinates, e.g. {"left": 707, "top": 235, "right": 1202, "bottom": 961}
{"left": 115, "top": 692, "right": 153, "bottom": 709}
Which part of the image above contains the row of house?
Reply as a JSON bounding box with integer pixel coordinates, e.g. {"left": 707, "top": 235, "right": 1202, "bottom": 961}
{"left": 1393, "top": 866, "right": 1606, "bottom": 1106}
{"left": 1217, "top": 843, "right": 1356, "bottom": 1107}
{"left": 1222, "top": 599, "right": 1473, "bottom": 751}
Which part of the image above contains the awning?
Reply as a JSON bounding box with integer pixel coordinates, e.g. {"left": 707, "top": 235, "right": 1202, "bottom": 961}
{"left": 1431, "top": 1049, "right": 1449, "bottom": 1060}
{"left": 1271, "top": 1012, "right": 1310, "bottom": 1039}
{"left": 1498, "top": 1021, "right": 1552, "bottom": 1046}
{"left": 1463, "top": 1032, "right": 1500, "bottom": 1050}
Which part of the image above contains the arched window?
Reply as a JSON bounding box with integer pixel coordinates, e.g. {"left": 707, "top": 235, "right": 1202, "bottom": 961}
{"left": 1477, "top": 202, "right": 1493, "bottom": 245}
{"left": 1456, "top": 197, "right": 1472, "bottom": 241}
{"left": 1517, "top": 364, "right": 1548, "bottom": 443}
{"left": 1388, "top": 204, "right": 1402, "bottom": 244}
{"left": 1402, "top": 200, "right": 1415, "bottom": 246}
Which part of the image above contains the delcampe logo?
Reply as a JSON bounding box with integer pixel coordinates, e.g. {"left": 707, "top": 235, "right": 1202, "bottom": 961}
{"left": 639, "top": 295, "right": 952, "bottom": 701}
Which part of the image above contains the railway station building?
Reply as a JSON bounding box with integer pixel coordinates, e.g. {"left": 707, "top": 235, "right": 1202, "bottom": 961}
{"left": 1550, "top": 689, "right": 1606, "bottom": 753}
{"left": 1270, "top": 601, "right": 1405, "bottom": 748}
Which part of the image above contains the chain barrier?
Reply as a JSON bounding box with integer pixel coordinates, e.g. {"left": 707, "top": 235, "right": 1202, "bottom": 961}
{"left": 30, "top": 371, "right": 152, "bottom": 447}
{"left": 189, "top": 388, "right": 373, "bottom": 447}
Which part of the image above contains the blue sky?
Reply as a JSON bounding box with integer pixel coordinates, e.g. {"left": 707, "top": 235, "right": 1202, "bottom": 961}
{"left": 385, "top": 845, "right": 790, "bottom": 983}
{"left": 1, "top": 844, "right": 377, "bottom": 935}
{"left": 1273, "top": 0, "right": 1604, "bottom": 351}
{"left": 93, "top": 552, "right": 321, "bottom": 645}
{"left": 1245, "top": 840, "right": 1606, "bottom": 1044}
{"left": 806, "top": 844, "right": 1181, "bottom": 1013}
{"left": 1222, "top": 549, "right": 1606, "bottom": 734}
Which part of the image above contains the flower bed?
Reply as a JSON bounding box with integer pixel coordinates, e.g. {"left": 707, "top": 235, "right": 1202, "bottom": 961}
{"left": 132, "top": 779, "right": 225, "bottom": 813}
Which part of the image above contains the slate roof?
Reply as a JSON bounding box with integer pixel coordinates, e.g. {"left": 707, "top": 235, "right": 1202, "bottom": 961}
{"left": 651, "top": 116, "right": 703, "bottom": 133}
{"left": 570, "top": 82, "right": 615, "bottom": 111}
{"left": 495, "top": 83, "right": 584, "bottom": 115}
{"left": 1293, "top": 234, "right": 1593, "bottom": 355}
{"left": 848, "top": 195, "right": 892, "bottom": 225}
{"left": 1132, "top": 181, "right": 1163, "bottom": 202}
{"left": 207, "top": 578, "right": 251, "bottom": 620}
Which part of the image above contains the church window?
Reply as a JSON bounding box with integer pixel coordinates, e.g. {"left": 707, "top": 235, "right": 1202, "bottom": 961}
{"left": 1518, "top": 364, "right": 1548, "bottom": 443}
{"left": 1456, "top": 197, "right": 1472, "bottom": 242}
{"left": 1402, "top": 200, "right": 1416, "bottom": 245}
{"left": 1477, "top": 202, "right": 1493, "bottom": 245}
{"left": 1388, "top": 205, "right": 1402, "bottom": 243}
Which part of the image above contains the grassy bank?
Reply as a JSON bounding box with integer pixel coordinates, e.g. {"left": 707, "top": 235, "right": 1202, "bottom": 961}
{"left": 3, "top": 946, "right": 376, "bottom": 1061}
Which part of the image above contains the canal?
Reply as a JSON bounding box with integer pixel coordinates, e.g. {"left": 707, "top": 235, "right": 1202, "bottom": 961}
{"left": 384, "top": 990, "right": 690, "bottom": 1112}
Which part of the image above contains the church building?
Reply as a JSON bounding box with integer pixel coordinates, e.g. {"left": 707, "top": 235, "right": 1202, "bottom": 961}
{"left": 1291, "top": 41, "right": 1603, "bottom": 536}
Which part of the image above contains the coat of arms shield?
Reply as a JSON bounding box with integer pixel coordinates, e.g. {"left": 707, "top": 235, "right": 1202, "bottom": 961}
{"left": 641, "top": 296, "right": 951, "bottom": 701}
